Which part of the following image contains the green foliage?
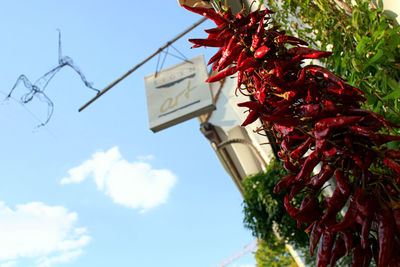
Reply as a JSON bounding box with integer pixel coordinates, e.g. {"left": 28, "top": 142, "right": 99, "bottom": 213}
{"left": 266, "top": 0, "right": 400, "bottom": 130}
{"left": 254, "top": 238, "right": 297, "bottom": 267}
{"left": 242, "top": 159, "right": 309, "bottom": 248}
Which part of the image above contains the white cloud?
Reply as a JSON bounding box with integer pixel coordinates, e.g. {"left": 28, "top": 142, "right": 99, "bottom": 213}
{"left": 0, "top": 202, "right": 90, "bottom": 266}
{"left": 61, "top": 147, "right": 177, "bottom": 212}
{"left": 0, "top": 261, "right": 17, "bottom": 267}
{"left": 36, "top": 250, "right": 83, "bottom": 267}
{"left": 136, "top": 155, "right": 155, "bottom": 161}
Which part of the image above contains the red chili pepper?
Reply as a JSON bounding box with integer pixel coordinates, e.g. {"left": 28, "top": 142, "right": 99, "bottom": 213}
{"left": 273, "top": 174, "right": 296, "bottom": 193}
{"left": 310, "top": 163, "right": 333, "bottom": 189}
{"left": 290, "top": 137, "right": 312, "bottom": 160}
{"left": 281, "top": 138, "right": 290, "bottom": 152}
{"left": 223, "top": 8, "right": 234, "bottom": 21}
{"left": 206, "top": 66, "right": 237, "bottom": 83}
{"left": 349, "top": 125, "right": 380, "bottom": 146}
{"left": 352, "top": 244, "right": 365, "bottom": 267}
{"left": 321, "top": 186, "right": 350, "bottom": 225}
{"left": 237, "top": 101, "right": 268, "bottom": 114}
{"left": 251, "top": 17, "right": 264, "bottom": 50}
{"left": 323, "top": 143, "right": 339, "bottom": 158}
{"left": 351, "top": 150, "right": 375, "bottom": 171}
{"left": 316, "top": 232, "right": 335, "bottom": 267}
{"left": 266, "top": 98, "right": 288, "bottom": 108}
{"left": 294, "top": 150, "right": 320, "bottom": 182}
{"left": 388, "top": 254, "right": 400, "bottom": 267}
{"left": 354, "top": 108, "right": 400, "bottom": 128}
{"left": 327, "top": 199, "right": 358, "bottom": 233}
{"left": 218, "top": 39, "right": 242, "bottom": 71}
{"left": 264, "top": 74, "right": 290, "bottom": 92}
{"left": 188, "top": 38, "right": 225, "bottom": 48}
{"left": 207, "top": 48, "right": 223, "bottom": 66}
{"left": 260, "top": 115, "right": 299, "bottom": 127}
{"left": 211, "top": 59, "right": 220, "bottom": 71}
{"left": 253, "top": 74, "right": 262, "bottom": 93}
{"left": 355, "top": 189, "right": 378, "bottom": 217}
{"left": 284, "top": 194, "right": 300, "bottom": 218}
{"left": 361, "top": 216, "right": 372, "bottom": 249}
{"left": 296, "top": 104, "right": 320, "bottom": 117}
{"left": 326, "top": 83, "right": 362, "bottom": 97}
{"left": 310, "top": 222, "right": 322, "bottom": 257}
{"left": 294, "top": 133, "right": 312, "bottom": 147}
{"left": 216, "top": 28, "right": 234, "bottom": 40}
{"left": 254, "top": 45, "right": 271, "bottom": 59}
{"left": 302, "top": 65, "right": 349, "bottom": 91}
{"left": 389, "top": 235, "right": 400, "bottom": 266}
{"left": 273, "top": 60, "right": 286, "bottom": 78}
{"left": 234, "top": 9, "right": 245, "bottom": 20}
{"left": 378, "top": 134, "right": 400, "bottom": 145}
{"left": 284, "top": 156, "right": 299, "bottom": 173}
{"left": 339, "top": 230, "right": 353, "bottom": 256}
{"left": 363, "top": 246, "right": 373, "bottom": 267}
{"left": 393, "top": 208, "right": 400, "bottom": 233}
{"left": 383, "top": 158, "right": 400, "bottom": 180}
{"left": 335, "top": 170, "right": 351, "bottom": 196}
{"left": 315, "top": 138, "right": 327, "bottom": 153}
{"left": 204, "top": 26, "right": 224, "bottom": 35}
{"left": 237, "top": 70, "right": 244, "bottom": 87}
{"left": 255, "top": 86, "right": 266, "bottom": 104}
{"left": 241, "top": 110, "right": 260, "bottom": 127}
{"left": 237, "top": 9, "right": 271, "bottom": 33}
{"left": 377, "top": 208, "right": 395, "bottom": 267}
{"left": 276, "top": 35, "right": 309, "bottom": 46}
{"left": 181, "top": 5, "right": 226, "bottom": 26}
{"left": 344, "top": 135, "right": 354, "bottom": 153}
{"left": 271, "top": 103, "right": 291, "bottom": 116}
{"left": 237, "top": 57, "right": 259, "bottom": 71}
{"left": 314, "top": 116, "right": 361, "bottom": 139}
{"left": 289, "top": 47, "right": 332, "bottom": 60}
{"left": 273, "top": 124, "right": 294, "bottom": 136}
{"left": 386, "top": 150, "right": 400, "bottom": 159}
{"left": 284, "top": 194, "right": 321, "bottom": 223}
{"left": 237, "top": 49, "right": 248, "bottom": 68}
{"left": 289, "top": 180, "right": 307, "bottom": 200}
{"left": 330, "top": 236, "right": 346, "bottom": 267}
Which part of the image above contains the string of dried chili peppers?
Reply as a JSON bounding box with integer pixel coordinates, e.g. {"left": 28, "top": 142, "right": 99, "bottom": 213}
{"left": 183, "top": 4, "right": 400, "bottom": 267}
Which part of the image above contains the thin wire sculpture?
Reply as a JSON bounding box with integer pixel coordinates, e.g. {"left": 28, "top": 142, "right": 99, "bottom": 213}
{"left": 154, "top": 44, "right": 193, "bottom": 77}
{"left": 6, "top": 30, "right": 100, "bottom": 127}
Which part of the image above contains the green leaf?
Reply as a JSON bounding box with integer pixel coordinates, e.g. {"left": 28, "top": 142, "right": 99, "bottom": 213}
{"left": 352, "top": 7, "right": 360, "bottom": 29}
{"left": 366, "top": 93, "right": 378, "bottom": 106}
{"left": 382, "top": 86, "right": 400, "bottom": 101}
{"left": 356, "top": 36, "right": 368, "bottom": 56}
{"left": 354, "top": 33, "right": 362, "bottom": 42}
{"left": 368, "top": 49, "right": 384, "bottom": 65}
{"left": 388, "top": 33, "right": 400, "bottom": 50}
{"left": 388, "top": 140, "right": 400, "bottom": 150}
{"left": 388, "top": 77, "right": 400, "bottom": 91}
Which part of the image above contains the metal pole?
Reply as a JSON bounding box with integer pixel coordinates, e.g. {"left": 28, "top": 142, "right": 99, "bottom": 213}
{"left": 78, "top": 17, "right": 207, "bottom": 112}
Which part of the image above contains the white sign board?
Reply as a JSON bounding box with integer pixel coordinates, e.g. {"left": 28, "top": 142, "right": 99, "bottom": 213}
{"left": 144, "top": 55, "right": 216, "bottom": 132}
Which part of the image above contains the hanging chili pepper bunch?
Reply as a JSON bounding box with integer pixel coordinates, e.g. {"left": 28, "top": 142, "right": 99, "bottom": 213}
{"left": 183, "top": 3, "right": 400, "bottom": 267}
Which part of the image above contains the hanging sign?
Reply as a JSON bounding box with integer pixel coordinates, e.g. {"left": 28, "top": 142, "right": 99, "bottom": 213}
{"left": 144, "top": 54, "right": 215, "bottom": 132}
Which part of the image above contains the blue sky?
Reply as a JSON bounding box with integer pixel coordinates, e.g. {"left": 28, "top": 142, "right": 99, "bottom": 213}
{"left": 0, "top": 1, "right": 256, "bottom": 266}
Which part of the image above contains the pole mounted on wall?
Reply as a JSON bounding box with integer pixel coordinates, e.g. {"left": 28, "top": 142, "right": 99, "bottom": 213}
{"left": 78, "top": 17, "right": 207, "bottom": 112}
